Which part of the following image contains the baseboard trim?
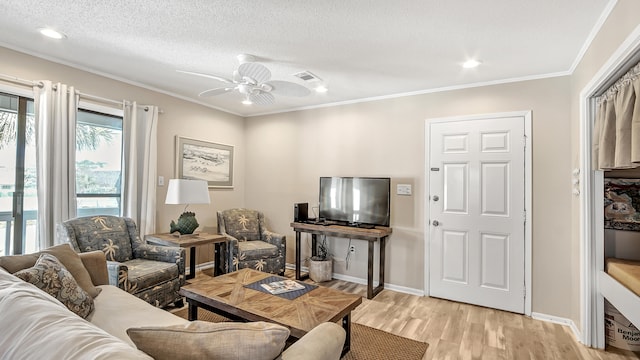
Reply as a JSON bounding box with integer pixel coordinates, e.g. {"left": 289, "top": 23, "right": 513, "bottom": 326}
{"left": 284, "top": 263, "right": 425, "bottom": 297}
{"left": 186, "top": 261, "right": 214, "bottom": 276}
{"left": 285, "top": 263, "right": 303, "bottom": 275}
{"left": 531, "top": 312, "right": 581, "bottom": 341}
{"left": 384, "top": 283, "right": 425, "bottom": 297}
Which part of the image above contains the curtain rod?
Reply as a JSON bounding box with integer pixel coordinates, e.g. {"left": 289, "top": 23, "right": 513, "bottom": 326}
{"left": 70, "top": 90, "right": 164, "bottom": 114}
{"left": 596, "top": 61, "right": 640, "bottom": 102}
{"left": 0, "top": 73, "right": 163, "bottom": 113}
{"left": 0, "top": 73, "right": 39, "bottom": 88}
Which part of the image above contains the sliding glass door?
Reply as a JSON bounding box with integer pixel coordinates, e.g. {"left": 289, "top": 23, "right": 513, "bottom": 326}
{"left": 0, "top": 92, "right": 37, "bottom": 255}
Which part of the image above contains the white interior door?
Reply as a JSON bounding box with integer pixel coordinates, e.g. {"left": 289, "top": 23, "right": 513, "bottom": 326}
{"left": 428, "top": 115, "right": 526, "bottom": 313}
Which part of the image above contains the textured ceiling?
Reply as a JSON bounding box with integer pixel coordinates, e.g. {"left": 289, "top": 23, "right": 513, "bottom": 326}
{"left": 0, "top": 0, "right": 611, "bottom": 116}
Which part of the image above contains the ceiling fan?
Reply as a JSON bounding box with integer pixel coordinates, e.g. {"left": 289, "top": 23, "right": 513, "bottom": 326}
{"left": 177, "top": 54, "right": 311, "bottom": 105}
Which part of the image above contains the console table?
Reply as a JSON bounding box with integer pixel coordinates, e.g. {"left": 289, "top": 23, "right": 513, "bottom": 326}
{"left": 290, "top": 222, "right": 392, "bottom": 299}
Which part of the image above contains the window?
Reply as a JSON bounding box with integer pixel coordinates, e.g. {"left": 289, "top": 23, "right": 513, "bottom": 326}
{"left": 0, "top": 94, "right": 124, "bottom": 255}
{"left": 75, "top": 109, "right": 123, "bottom": 217}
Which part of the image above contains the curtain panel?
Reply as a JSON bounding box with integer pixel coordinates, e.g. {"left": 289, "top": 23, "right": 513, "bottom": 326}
{"left": 28, "top": 80, "right": 159, "bottom": 250}
{"left": 593, "top": 62, "right": 640, "bottom": 170}
{"left": 122, "top": 102, "right": 158, "bottom": 237}
{"left": 34, "top": 81, "right": 78, "bottom": 249}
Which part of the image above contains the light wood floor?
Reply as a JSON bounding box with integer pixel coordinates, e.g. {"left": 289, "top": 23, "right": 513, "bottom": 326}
{"left": 276, "top": 269, "right": 639, "bottom": 360}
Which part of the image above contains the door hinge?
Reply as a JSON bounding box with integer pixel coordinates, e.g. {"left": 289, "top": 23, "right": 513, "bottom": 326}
{"left": 523, "top": 284, "right": 526, "bottom": 299}
{"left": 523, "top": 210, "right": 526, "bottom": 224}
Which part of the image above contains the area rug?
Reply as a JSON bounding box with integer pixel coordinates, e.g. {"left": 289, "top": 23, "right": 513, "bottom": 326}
{"left": 173, "top": 307, "right": 428, "bottom": 360}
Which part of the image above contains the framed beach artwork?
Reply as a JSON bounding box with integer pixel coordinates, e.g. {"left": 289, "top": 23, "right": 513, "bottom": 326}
{"left": 175, "top": 136, "right": 234, "bottom": 188}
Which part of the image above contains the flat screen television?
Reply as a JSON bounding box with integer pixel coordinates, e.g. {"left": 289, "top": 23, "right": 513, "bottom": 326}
{"left": 319, "top": 177, "right": 391, "bottom": 227}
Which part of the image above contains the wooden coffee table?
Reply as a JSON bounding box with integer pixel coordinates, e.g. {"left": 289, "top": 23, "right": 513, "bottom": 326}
{"left": 179, "top": 268, "right": 362, "bottom": 355}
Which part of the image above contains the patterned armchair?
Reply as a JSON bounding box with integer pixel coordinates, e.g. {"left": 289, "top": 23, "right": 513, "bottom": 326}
{"left": 217, "top": 208, "right": 286, "bottom": 275}
{"left": 57, "top": 216, "right": 185, "bottom": 308}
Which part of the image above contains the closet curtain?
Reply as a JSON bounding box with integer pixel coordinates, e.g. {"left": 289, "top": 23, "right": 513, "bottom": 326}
{"left": 593, "top": 62, "right": 640, "bottom": 170}
{"left": 121, "top": 102, "right": 158, "bottom": 237}
{"left": 34, "top": 81, "right": 78, "bottom": 249}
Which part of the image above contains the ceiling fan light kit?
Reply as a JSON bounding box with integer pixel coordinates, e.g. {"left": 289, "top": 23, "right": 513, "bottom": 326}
{"left": 39, "top": 27, "right": 66, "bottom": 39}
{"left": 178, "top": 54, "right": 312, "bottom": 105}
{"left": 462, "top": 59, "right": 482, "bottom": 68}
{"left": 236, "top": 53, "right": 255, "bottom": 64}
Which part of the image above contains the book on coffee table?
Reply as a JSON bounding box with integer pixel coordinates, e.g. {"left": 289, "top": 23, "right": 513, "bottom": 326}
{"left": 260, "top": 279, "right": 306, "bottom": 294}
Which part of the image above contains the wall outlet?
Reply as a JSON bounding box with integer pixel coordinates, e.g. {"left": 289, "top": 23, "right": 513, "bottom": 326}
{"left": 397, "top": 184, "right": 412, "bottom": 196}
{"left": 349, "top": 245, "right": 356, "bottom": 254}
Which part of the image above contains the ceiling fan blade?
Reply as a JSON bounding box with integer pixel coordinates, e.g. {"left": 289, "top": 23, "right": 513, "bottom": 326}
{"left": 266, "top": 80, "right": 311, "bottom": 97}
{"left": 176, "top": 70, "right": 233, "bottom": 84}
{"left": 238, "top": 62, "right": 271, "bottom": 84}
{"left": 249, "top": 92, "right": 275, "bottom": 105}
{"left": 199, "top": 87, "right": 234, "bottom": 97}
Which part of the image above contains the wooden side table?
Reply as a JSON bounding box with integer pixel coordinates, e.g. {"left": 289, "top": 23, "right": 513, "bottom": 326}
{"left": 145, "top": 232, "right": 227, "bottom": 279}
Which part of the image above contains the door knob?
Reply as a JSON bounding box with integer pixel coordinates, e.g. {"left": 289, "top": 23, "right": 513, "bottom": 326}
{"left": 432, "top": 220, "right": 440, "bottom": 227}
{"left": 432, "top": 195, "right": 439, "bottom": 201}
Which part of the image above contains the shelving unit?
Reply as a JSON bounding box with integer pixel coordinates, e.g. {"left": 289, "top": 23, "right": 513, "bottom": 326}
{"left": 598, "top": 173, "right": 640, "bottom": 349}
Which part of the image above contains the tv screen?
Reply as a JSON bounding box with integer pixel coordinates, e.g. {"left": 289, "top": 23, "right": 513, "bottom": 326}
{"left": 319, "top": 177, "right": 390, "bottom": 227}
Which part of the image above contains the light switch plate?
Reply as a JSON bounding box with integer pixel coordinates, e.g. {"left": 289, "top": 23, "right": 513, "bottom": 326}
{"left": 397, "top": 184, "right": 412, "bottom": 196}
{"left": 158, "top": 176, "right": 164, "bottom": 186}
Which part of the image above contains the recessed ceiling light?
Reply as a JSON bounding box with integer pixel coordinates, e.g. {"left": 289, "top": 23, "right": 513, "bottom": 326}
{"left": 241, "top": 99, "right": 253, "bottom": 105}
{"left": 462, "top": 59, "right": 481, "bottom": 69}
{"left": 39, "top": 27, "right": 66, "bottom": 40}
{"left": 315, "top": 85, "right": 328, "bottom": 93}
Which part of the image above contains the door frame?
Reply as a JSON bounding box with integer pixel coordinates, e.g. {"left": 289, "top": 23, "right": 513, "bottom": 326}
{"left": 0, "top": 84, "right": 36, "bottom": 256}
{"left": 579, "top": 24, "right": 640, "bottom": 348}
{"left": 424, "top": 111, "right": 532, "bottom": 316}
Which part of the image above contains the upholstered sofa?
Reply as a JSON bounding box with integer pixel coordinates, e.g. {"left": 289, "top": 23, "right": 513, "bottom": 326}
{"left": 218, "top": 208, "right": 286, "bottom": 275}
{"left": 0, "top": 244, "right": 346, "bottom": 359}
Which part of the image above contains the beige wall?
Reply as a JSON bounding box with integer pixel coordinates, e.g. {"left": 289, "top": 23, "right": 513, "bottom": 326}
{"left": 569, "top": 0, "right": 640, "bottom": 330}
{"left": 3, "top": 0, "right": 639, "bottom": 327}
{"left": 0, "top": 46, "right": 245, "bottom": 236}
{"left": 244, "top": 0, "right": 640, "bottom": 326}
{"left": 246, "top": 76, "right": 574, "bottom": 316}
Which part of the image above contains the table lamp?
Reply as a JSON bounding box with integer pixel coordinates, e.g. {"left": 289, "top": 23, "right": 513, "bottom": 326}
{"left": 165, "top": 179, "right": 211, "bottom": 235}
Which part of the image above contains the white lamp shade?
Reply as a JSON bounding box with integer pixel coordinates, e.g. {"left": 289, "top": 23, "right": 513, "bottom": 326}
{"left": 165, "top": 179, "right": 211, "bottom": 205}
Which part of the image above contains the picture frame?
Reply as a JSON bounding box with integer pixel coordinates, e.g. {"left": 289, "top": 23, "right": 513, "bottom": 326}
{"left": 175, "top": 136, "right": 234, "bottom": 188}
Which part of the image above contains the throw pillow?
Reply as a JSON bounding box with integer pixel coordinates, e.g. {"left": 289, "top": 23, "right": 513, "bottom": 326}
{"left": 127, "top": 321, "right": 290, "bottom": 360}
{"left": 41, "top": 244, "right": 102, "bottom": 298}
{"left": 14, "top": 253, "right": 95, "bottom": 318}
{"left": 0, "top": 243, "right": 101, "bottom": 298}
